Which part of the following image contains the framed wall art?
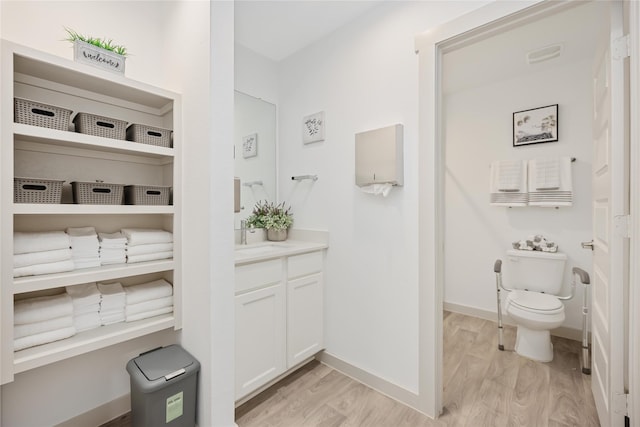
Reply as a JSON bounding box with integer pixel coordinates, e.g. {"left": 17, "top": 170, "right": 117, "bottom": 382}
{"left": 513, "top": 104, "right": 558, "bottom": 146}
{"left": 302, "top": 111, "right": 325, "bottom": 144}
{"left": 242, "top": 133, "right": 258, "bottom": 158}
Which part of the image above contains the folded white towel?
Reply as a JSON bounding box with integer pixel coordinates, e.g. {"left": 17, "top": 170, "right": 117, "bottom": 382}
{"left": 126, "top": 243, "right": 174, "bottom": 256}
{"left": 125, "top": 306, "right": 173, "bottom": 322}
{"left": 14, "top": 326, "right": 76, "bottom": 351}
{"left": 13, "top": 248, "right": 72, "bottom": 268}
{"left": 126, "top": 296, "right": 173, "bottom": 316}
{"left": 73, "top": 303, "right": 101, "bottom": 315}
{"left": 100, "top": 257, "right": 127, "bottom": 266}
{"left": 122, "top": 228, "right": 173, "bottom": 246}
{"left": 533, "top": 157, "right": 560, "bottom": 190}
{"left": 72, "top": 259, "right": 101, "bottom": 270}
{"left": 494, "top": 160, "right": 523, "bottom": 191}
{"left": 528, "top": 157, "right": 573, "bottom": 207}
{"left": 14, "top": 231, "right": 70, "bottom": 255}
{"left": 127, "top": 251, "right": 173, "bottom": 264}
{"left": 490, "top": 160, "right": 528, "bottom": 206}
{"left": 14, "top": 293, "right": 74, "bottom": 325}
{"left": 98, "top": 232, "right": 127, "bottom": 244}
{"left": 124, "top": 279, "right": 173, "bottom": 305}
{"left": 73, "top": 312, "right": 101, "bottom": 332}
{"left": 13, "top": 315, "right": 74, "bottom": 339}
{"left": 97, "top": 282, "right": 125, "bottom": 297}
{"left": 66, "top": 282, "right": 101, "bottom": 306}
{"left": 66, "top": 226, "right": 96, "bottom": 237}
{"left": 100, "top": 312, "right": 125, "bottom": 325}
{"left": 14, "top": 259, "right": 75, "bottom": 278}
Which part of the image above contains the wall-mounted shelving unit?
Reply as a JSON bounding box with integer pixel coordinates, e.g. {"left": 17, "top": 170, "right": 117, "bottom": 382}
{"left": 1, "top": 40, "right": 182, "bottom": 384}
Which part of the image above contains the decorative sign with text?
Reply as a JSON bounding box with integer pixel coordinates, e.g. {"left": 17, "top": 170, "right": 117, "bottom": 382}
{"left": 73, "top": 41, "right": 125, "bottom": 75}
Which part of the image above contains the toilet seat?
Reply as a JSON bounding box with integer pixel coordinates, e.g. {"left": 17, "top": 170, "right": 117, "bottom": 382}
{"left": 507, "top": 290, "right": 563, "bottom": 314}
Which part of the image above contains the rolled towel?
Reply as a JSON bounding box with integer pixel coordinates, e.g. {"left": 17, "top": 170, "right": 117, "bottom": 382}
{"left": 125, "top": 306, "right": 173, "bottom": 322}
{"left": 13, "top": 248, "right": 72, "bottom": 269}
{"left": 14, "top": 293, "right": 73, "bottom": 325}
{"left": 14, "top": 231, "right": 70, "bottom": 255}
{"left": 125, "top": 296, "right": 173, "bottom": 317}
{"left": 126, "top": 242, "right": 174, "bottom": 256}
{"left": 13, "top": 259, "right": 75, "bottom": 278}
{"left": 14, "top": 315, "right": 74, "bottom": 339}
{"left": 122, "top": 228, "right": 173, "bottom": 246}
{"left": 14, "top": 326, "right": 76, "bottom": 351}
{"left": 126, "top": 251, "right": 173, "bottom": 264}
{"left": 124, "top": 279, "right": 173, "bottom": 305}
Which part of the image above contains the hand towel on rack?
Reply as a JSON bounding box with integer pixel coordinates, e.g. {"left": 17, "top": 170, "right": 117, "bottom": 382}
{"left": 532, "top": 157, "right": 560, "bottom": 190}
{"left": 14, "top": 315, "right": 74, "bottom": 339}
{"left": 121, "top": 229, "right": 173, "bottom": 246}
{"left": 14, "top": 231, "right": 70, "bottom": 255}
{"left": 528, "top": 157, "right": 573, "bottom": 206}
{"left": 489, "top": 160, "right": 528, "bottom": 206}
{"left": 14, "top": 293, "right": 73, "bottom": 325}
{"left": 123, "top": 279, "right": 173, "bottom": 305}
{"left": 126, "top": 242, "right": 174, "bottom": 256}
{"left": 125, "top": 306, "right": 173, "bottom": 322}
{"left": 126, "top": 251, "right": 173, "bottom": 264}
{"left": 494, "top": 160, "right": 523, "bottom": 191}
{"left": 13, "top": 259, "right": 75, "bottom": 278}
{"left": 14, "top": 326, "right": 76, "bottom": 351}
{"left": 125, "top": 296, "right": 173, "bottom": 317}
{"left": 13, "top": 248, "right": 72, "bottom": 268}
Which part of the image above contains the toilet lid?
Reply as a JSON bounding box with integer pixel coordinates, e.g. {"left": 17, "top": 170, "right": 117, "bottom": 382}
{"left": 508, "top": 290, "right": 563, "bottom": 311}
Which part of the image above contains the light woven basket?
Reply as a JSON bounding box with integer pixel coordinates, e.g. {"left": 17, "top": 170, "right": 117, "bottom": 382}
{"left": 73, "top": 113, "right": 127, "bottom": 140}
{"left": 14, "top": 98, "right": 71, "bottom": 131}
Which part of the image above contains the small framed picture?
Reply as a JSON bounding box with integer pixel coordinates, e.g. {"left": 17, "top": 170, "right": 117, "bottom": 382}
{"left": 302, "top": 111, "right": 325, "bottom": 144}
{"left": 242, "top": 133, "right": 257, "bottom": 158}
{"left": 513, "top": 104, "right": 558, "bottom": 146}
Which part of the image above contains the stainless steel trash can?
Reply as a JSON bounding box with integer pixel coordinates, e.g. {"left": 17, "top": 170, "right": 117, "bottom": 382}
{"left": 126, "top": 345, "right": 200, "bottom": 427}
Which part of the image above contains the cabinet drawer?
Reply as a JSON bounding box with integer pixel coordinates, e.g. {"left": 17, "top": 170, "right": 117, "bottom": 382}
{"left": 287, "top": 251, "right": 323, "bottom": 279}
{"left": 236, "top": 259, "right": 282, "bottom": 294}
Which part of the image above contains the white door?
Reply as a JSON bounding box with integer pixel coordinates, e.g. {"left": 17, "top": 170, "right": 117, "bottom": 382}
{"left": 591, "top": 2, "right": 627, "bottom": 425}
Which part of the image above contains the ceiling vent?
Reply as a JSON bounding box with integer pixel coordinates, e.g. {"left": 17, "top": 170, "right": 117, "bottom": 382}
{"left": 526, "top": 44, "right": 562, "bottom": 64}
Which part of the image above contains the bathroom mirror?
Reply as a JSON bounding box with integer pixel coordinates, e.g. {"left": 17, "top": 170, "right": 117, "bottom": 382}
{"left": 234, "top": 91, "right": 277, "bottom": 225}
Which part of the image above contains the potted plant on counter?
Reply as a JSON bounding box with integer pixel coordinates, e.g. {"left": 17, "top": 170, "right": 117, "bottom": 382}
{"left": 246, "top": 201, "right": 293, "bottom": 242}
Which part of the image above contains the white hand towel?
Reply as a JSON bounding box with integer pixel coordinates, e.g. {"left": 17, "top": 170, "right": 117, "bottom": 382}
{"left": 125, "top": 306, "right": 173, "bottom": 322}
{"left": 14, "top": 293, "right": 73, "bottom": 325}
{"left": 98, "top": 232, "right": 127, "bottom": 244}
{"left": 13, "top": 248, "right": 72, "bottom": 268}
{"left": 100, "top": 312, "right": 125, "bottom": 326}
{"left": 14, "top": 326, "right": 76, "bottom": 351}
{"left": 126, "top": 251, "right": 173, "bottom": 264}
{"left": 14, "top": 231, "right": 70, "bottom": 255}
{"left": 494, "top": 160, "right": 523, "bottom": 191}
{"left": 73, "top": 312, "right": 101, "bottom": 332}
{"left": 533, "top": 157, "right": 560, "bottom": 190}
{"left": 489, "top": 160, "right": 528, "bottom": 206}
{"left": 124, "top": 279, "right": 173, "bottom": 305}
{"left": 126, "top": 296, "right": 173, "bottom": 316}
{"left": 72, "top": 259, "right": 101, "bottom": 270}
{"left": 66, "top": 226, "right": 97, "bottom": 237}
{"left": 66, "top": 283, "right": 101, "bottom": 306}
{"left": 14, "top": 259, "right": 75, "bottom": 278}
{"left": 126, "top": 243, "right": 174, "bottom": 256}
{"left": 528, "top": 157, "right": 573, "bottom": 207}
{"left": 121, "top": 228, "right": 173, "bottom": 246}
{"left": 98, "top": 282, "right": 124, "bottom": 296}
{"left": 14, "top": 315, "right": 74, "bottom": 339}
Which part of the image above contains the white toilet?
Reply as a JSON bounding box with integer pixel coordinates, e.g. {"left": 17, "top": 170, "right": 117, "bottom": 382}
{"left": 503, "top": 249, "right": 567, "bottom": 362}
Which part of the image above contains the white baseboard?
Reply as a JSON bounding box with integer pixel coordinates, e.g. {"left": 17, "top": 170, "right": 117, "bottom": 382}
{"left": 317, "top": 352, "right": 425, "bottom": 415}
{"left": 444, "top": 301, "right": 583, "bottom": 342}
{"left": 54, "top": 394, "right": 130, "bottom": 427}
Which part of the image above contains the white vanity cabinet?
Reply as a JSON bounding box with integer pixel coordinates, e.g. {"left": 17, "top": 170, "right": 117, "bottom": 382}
{"left": 235, "top": 247, "right": 325, "bottom": 401}
{"left": 1, "top": 40, "right": 182, "bottom": 384}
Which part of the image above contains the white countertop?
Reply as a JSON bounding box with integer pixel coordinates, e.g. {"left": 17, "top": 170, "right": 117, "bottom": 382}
{"left": 234, "top": 240, "right": 328, "bottom": 265}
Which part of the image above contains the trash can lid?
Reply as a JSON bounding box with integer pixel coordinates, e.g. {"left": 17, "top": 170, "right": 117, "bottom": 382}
{"left": 134, "top": 345, "right": 195, "bottom": 381}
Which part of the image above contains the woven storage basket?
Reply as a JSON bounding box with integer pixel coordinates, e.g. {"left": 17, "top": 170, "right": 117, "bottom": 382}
{"left": 71, "top": 181, "right": 124, "bottom": 205}
{"left": 14, "top": 98, "right": 72, "bottom": 131}
{"left": 126, "top": 124, "right": 172, "bottom": 148}
{"left": 73, "top": 113, "right": 127, "bottom": 140}
{"left": 124, "top": 185, "right": 171, "bottom": 205}
{"left": 14, "top": 177, "right": 64, "bottom": 204}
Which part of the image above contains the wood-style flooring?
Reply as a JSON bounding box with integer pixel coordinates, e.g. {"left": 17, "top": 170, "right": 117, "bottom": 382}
{"left": 235, "top": 312, "right": 599, "bottom": 427}
{"left": 102, "top": 312, "right": 599, "bottom": 426}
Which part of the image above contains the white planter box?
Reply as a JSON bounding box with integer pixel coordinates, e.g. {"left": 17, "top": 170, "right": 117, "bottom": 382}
{"left": 73, "top": 40, "right": 125, "bottom": 74}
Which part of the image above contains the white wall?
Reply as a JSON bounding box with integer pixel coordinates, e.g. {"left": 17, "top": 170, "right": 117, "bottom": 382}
{"left": 235, "top": 43, "right": 278, "bottom": 105}
{"left": 444, "top": 59, "right": 593, "bottom": 331}
{"left": 277, "top": 1, "right": 489, "bottom": 394}
{"left": 1, "top": 1, "right": 234, "bottom": 426}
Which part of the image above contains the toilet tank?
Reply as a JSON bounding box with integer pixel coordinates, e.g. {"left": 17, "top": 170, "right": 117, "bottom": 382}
{"left": 503, "top": 249, "right": 567, "bottom": 294}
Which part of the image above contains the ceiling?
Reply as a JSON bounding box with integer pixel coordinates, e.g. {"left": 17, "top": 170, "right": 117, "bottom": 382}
{"left": 234, "top": 1, "right": 383, "bottom": 62}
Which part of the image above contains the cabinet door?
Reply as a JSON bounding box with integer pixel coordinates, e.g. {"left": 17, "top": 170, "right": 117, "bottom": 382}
{"left": 235, "top": 283, "right": 286, "bottom": 400}
{"left": 287, "top": 273, "right": 323, "bottom": 368}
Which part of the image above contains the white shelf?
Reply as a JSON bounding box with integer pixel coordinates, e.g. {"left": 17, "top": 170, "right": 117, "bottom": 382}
{"left": 14, "top": 123, "right": 174, "bottom": 160}
{"left": 13, "top": 204, "right": 174, "bottom": 215}
{"left": 13, "top": 314, "right": 175, "bottom": 374}
{"left": 13, "top": 260, "right": 175, "bottom": 294}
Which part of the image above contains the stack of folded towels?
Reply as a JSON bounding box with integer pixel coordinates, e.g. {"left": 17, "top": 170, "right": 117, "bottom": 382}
{"left": 97, "top": 282, "right": 126, "bottom": 325}
{"left": 122, "top": 229, "right": 173, "bottom": 264}
{"left": 66, "top": 227, "right": 100, "bottom": 269}
{"left": 124, "top": 279, "right": 174, "bottom": 322}
{"left": 98, "top": 232, "right": 127, "bottom": 266}
{"left": 65, "top": 283, "right": 101, "bottom": 332}
{"left": 13, "top": 231, "right": 74, "bottom": 278}
{"left": 14, "top": 293, "right": 76, "bottom": 351}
